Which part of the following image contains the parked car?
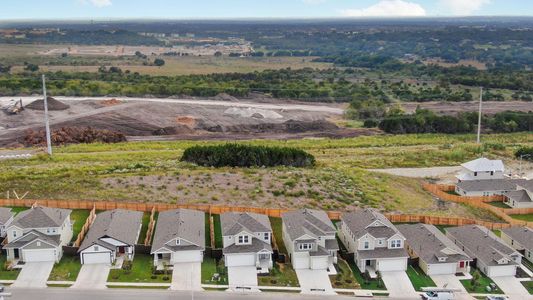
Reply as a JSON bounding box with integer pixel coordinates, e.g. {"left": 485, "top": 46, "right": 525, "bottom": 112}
{"left": 485, "top": 296, "right": 509, "bottom": 300}
{"left": 421, "top": 291, "right": 454, "bottom": 300}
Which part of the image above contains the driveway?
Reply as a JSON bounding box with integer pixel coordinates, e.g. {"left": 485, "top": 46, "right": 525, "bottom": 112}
{"left": 71, "top": 264, "right": 110, "bottom": 289}
{"left": 295, "top": 269, "right": 335, "bottom": 295}
{"left": 171, "top": 262, "right": 201, "bottom": 291}
{"left": 381, "top": 271, "right": 418, "bottom": 299}
{"left": 491, "top": 276, "right": 532, "bottom": 300}
{"left": 12, "top": 262, "right": 54, "bottom": 288}
{"left": 227, "top": 266, "right": 259, "bottom": 292}
{"left": 431, "top": 274, "right": 472, "bottom": 300}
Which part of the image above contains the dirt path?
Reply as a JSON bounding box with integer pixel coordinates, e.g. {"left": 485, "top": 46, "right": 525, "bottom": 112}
{"left": 368, "top": 166, "right": 461, "bottom": 179}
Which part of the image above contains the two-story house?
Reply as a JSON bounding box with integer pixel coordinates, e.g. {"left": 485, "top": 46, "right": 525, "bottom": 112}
{"left": 220, "top": 212, "right": 273, "bottom": 273}
{"left": 4, "top": 206, "right": 73, "bottom": 263}
{"left": 0, "top": 207, "right": 14, "bottom": 238}
{"left": 339, "top": 209, "right": 408, "bottom": 276}
{"left": 281, "top": 209, "right": 339, "bottom": 272}
{"left": 456, "top": 158, "right": 505, "bottom": 182}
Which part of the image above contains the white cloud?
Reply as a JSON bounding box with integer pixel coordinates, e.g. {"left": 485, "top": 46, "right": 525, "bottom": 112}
{"left": 302, "top": 0, "right": 326, "bottom": 4}
{"left": 341, "top": 0, "right": 426, "bottom": 17}
{"left": 79, "top": 0, "right": 112, "bottom": 8}
{"left": 440, "top": 0, "right": 490, "bottom": 15}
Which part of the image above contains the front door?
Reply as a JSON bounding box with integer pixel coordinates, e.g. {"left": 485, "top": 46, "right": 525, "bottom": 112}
{"left": 459, "top": 261, "right": 465, "bottom": 268}
{"left": 366, "top": 259, "right": 371, "bottom": 266}
{"left": 118, "top": 246, "right": 125, "bottom": 254}
{"left": 13, "top": 248, "right": 19, "bottom": 259}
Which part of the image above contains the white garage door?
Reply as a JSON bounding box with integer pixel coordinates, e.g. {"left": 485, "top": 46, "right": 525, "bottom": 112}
{"left": 292, "top": 255, "right": 310, "bottom": 269}
{"left": 82, "top": 252, "right": 112, "bottom": 264}
{"left": 172, "top": 250, "right": 203, "bottom": 263}
{"left": 426, "top": 263, "right": 456, "bottom": 275}
{"left": 23, "top": 249, "right": 56, "bottom": 262}
{"left": 377, "top": 259, "right": 406, "bottom": 272}
{"left": 487, "top": 265, "right": 517, "bottom": 277}
{"left": 226, "top": 254, "right": 255, "bottom": 267}
{"left": 310, "top": 256, "right": 329, "bottom": 270}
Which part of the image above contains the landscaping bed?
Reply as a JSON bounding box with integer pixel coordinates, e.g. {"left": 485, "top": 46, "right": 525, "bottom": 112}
{"left": 258, "top": 262, "right": 299, "bottom": 287}
{"left": 330, "top": 259, "right": 359, "bottom": 289}
{"left": 48, "top": 255, "right": 82, "bottom": 282}
{"left": 460, "top": 269, "right": 502, "bottom": 294}
{"left": 0, "top": 255, "right": 20, "bottom": 280}
{"left": 347, "top": 260, "right": 386, "bottom": 290}
{"left": 201, "top": 257, "right": 227, "bottom": 285}
{"left": 108, "top": 254, "right": 171, "bottom": 283}
{"left": 406, "top": 265, "right": 436, "bottom": 291}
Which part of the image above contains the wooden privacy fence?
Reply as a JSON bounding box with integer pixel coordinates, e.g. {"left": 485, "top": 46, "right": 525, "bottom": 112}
{"left": 144, "top": 206, "right": 156, "bottom": 246}
{"left": 423, "top": 183, "right": 533, "bottom": 228}
{"left": 73, "top": 205, "right": 96, "bottom": 247}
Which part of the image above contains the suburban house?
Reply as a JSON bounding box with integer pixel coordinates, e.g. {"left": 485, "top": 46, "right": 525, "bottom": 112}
{"left": 503, "top": 180, "right": 533, "bottom": 208}
{"left": 397, "top": 223, "right": 472, "bottom": 275}
{"left": 4, "top": 206, "right": 72, "bottom": 263}
{"left": 446, "top": 225, "right": 521, "bottom": 277}
{"left": 501, "top": 226, "right": 533, "bottom": 264}
{"left": 281, "top": 209, "right": 339, "bottom": 272}
{"left": 78, "top": 209, "right": 143, "bottom": 265}
{"left": 220, "top": 212, "right": 273, "bottom": 273}
{"left": 150, "top": 208, "right": 205, "bottom": 269}
{"left": 455, "top": 179, "right": 526, "bottom": 197}
{"left": 456, "top": 158, "right": 505, "bottom": 182}
{"left": 0, "top": 207, "right": 14, "bottom": 238}
{"left": 338, "top": 209, "right": 408, "bottom": 276}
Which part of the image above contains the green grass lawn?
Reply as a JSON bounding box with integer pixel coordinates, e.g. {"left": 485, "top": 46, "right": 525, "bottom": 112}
{"left": 347, "top": 259, "right": 386, "bottom": 290}
{"left": 108, "top": 254, "right": 170, "bottom": 283}
{"left": 212, "top": 215, "right": 223, "bottom": 249}
{"left": 0, "top": 255, "right": 20, "bottom": 280}
{"left": 258, "top": 262, "right": 299, "bottom": 287}
{"left": 137, "top": 212, "right": 151, "bottom": 245}
{"left": 8, "top": 206, "right": 29, "bottom": 215}
{"left": 460, "top": 269, "right": 502, "bottom": 294}
{"left": 330, "top": 259, "right": 360, "bottom": 289}
{"left": 48, "top": 255, "right": 82, "bottom": 281}
{"left": 205, "top": 214, "right": 212, "bottom": 248}
{"left": 406, "top": 265, "right": 436, "bottom": 291}
{"left": 70, "top": 209, "right": 90, "bottom": 242}
{"left": 487, "top": 201, "right": 512, "bottom": 209}
{"left": 201, "top": 257, "right": 227, "bottom": 285}
{"left": 269, "top": 217, "right": 287, "bottom": 255}
{"left": 522, "top": 280, "right": 533, "bottom": 295}
{"left": 509, "top": 214, "right": 533, "bottom": 222}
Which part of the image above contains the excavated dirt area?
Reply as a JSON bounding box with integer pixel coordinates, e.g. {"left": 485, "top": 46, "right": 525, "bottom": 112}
{"left": 0, "top": 96, "right": 376, "bottom": 147}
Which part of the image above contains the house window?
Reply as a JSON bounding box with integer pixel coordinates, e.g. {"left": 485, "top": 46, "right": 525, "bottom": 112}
{"left": 474, "top": 172, "right": 478, "bottom": 176}
{"left": 490, "top": 171, "right": 494, "bottom": 176}
{"left": 12, "top": 231, "right": 16, "bottom": 238}
{"left": 47, "top": 229, "right": 50, "bottom": 234}
{"left": 176, "top": 239, "right": 181, "bottom": 245}
{"left": 238, "top": 235, "right": 249, "bottom": 244}
{"left": 364, "top": 241, "right": 369, "bottom": 249}
{"left": 390, "top": 240, "right": 402, "bottom": 248}
{"left": 37, "top": 242, "right": 41, "bottom": 247}
{"left": 299, "top": 243, "right": 311, "bottom": 250}
{"left": 94, "top": 246, "right": 99, "bottom": 251}
{"left": 264, "top": 233, "right": 269, "bottom": 241}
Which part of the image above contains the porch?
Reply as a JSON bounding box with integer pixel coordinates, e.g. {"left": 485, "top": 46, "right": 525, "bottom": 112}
{"left": 255, "top": 252, "right": 273, "bottom": 274}
{"left": 154, "top": 252, "right": 173, "bottom": 271}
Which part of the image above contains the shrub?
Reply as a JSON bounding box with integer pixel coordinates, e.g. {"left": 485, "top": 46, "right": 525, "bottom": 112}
{"left": 363, "top": 119, "right": 379, "bottom": 128}
{"left": 515, "top": 146, "right": 533, "bottom": 161}
{"left": 181, "top": 144, "right": 315, "bottom": 168}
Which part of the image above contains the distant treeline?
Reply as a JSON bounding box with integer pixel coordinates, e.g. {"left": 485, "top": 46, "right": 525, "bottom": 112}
{"left": 0, "top": 30, "right": 162, "bottom": 46}
{"left": 181, "top": 144, "right": 316, "bottom": 168}
{"left": 378, "top": 110, "right": 533, "bottom": 134}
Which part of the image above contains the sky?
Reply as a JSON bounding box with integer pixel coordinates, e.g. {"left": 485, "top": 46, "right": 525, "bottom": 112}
{"left": 0, "top": 0, "right": 532, "bottom": 20}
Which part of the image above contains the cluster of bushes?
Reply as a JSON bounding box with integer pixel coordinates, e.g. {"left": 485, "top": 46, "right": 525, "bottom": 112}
{"left": 23, "top": 127, "right": 126, "bottom": 146}
{"left": 378, "top": 109, "right": 533, "bottom": 134}
{"left": 181, "top": 144, "right": 315, "bottom": 168}
{"left": 515, "top": 147, "right": 533, "bottom": 161}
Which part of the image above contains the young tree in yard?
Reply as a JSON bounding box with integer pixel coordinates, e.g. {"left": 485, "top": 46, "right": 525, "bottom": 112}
{"left": 154, "top": 58, "right": 165, "bottom": 66}
{"left": 470, "top": 270, "right": 481, "bottom": 289}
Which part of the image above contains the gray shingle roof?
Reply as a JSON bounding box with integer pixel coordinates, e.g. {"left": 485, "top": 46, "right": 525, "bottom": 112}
{"left": 220, "top": 212, "right": 271, "bottom": 236}
{"left": 223, "top": 238, "right": 272, "bottom": 254}
{"left": 446, "top": 225, "right": 519, "bottom": 267}
{"left": 505, "top": 190, "right": 532, "bottom": 203}
{"left": 151, "top": 209, "right": 205, "bottom": 253}
{"left": 357, "top": 247, "right": 408, "bottom": 260}
{"left": 325, "top": 238, "right": 339, "bottom": 251}
{"left": 4, "top": 230, "right": 61, "bottom": 248}
{"left": 11, "top": 206, "right": 71, "bottom": 229}
{"left": 281, "top": 209, "right": 335, "bottom": 241}
{"left": 0, "top": 207, "right": 13, "bottom": 225}
{"left": 461, "top": 158, "right": 504, "bottom": 172}
{"left": 397, "top": 224, "right": 471, "bottom": 265}
{"left": 501, "top": 226, "right": 533, "bottom": 250}
{"left": 517, "top": 181, "right": 533, "bottom": 192}
{"left": 456, "top": 179, "right": 527, "bottom": 193}
{"left": 341, "top": 209, "right": 402, "bottom": 240}
{"left": 79, "top": 209, "right": 143, "bottom": 252}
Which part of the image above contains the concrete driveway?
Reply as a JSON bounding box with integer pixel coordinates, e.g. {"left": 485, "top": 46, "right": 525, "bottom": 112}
{"left": 491, "top": 276, "right": 532, "bottom": 300}
{"left": 71, "top": 264, "right": 110, "bottom": 289}
{"left": 431, "top": 274, "right": 472, "bottom": 300}
{"left": 227, "top": 266, "right": 259, "bottom": 292}
{"left": 381, "top": 271, "right": 418, "bottom": 299}
{"left": 295, "top": 269, "right": 335, "bottom": 295}
{"left": 12, "top": 262, "right": 54, "bottom": 288}
{"left": 171, "top": 262, "right": 202, "bottom": 291}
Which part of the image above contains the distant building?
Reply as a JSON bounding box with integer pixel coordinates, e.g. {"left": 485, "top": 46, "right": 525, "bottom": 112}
{"left": 503, "top": 180, "right": 533, "bottom": 208}
{"left": 456, "top": 158, "right": 505, "bottom": 182}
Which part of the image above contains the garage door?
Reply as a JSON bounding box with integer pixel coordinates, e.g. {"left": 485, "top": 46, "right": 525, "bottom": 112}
{"left": 226, "top": 254, "right": 255, "bottom": 267}
{"left": 426, "top": 263, "right": 456, "bottom": 275}
{"left": 23, "top": 249, "right": 56, "bottom": 262}
{"left": 292, "top": 255, "right": 310, "bottom": 269}
{"left": 82, "top": 252, "right": 112, "bottom": 264}
{"left": 377, "top": 259, "right": 406, "bottom": 272}
{"left": 172, "top": 250, "right": 203, "bottom": 263}
{"left": 310, "top": 256, "right": 329, "bottom": 270}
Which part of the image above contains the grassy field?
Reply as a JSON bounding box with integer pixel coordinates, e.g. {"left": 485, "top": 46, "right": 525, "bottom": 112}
{"left": 108, "top": 254, "right": 169, "bottom": 283}
{"left": 0, "top": 133, "right": 531, "bottom": 220}
{"left": 48, "top": 255, "right": 82, "bottom": 282}
{"left": 406, "top": 265, "right": 436, "bottom": 291}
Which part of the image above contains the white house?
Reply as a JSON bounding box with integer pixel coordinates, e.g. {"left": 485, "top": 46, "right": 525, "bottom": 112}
{"left": 150, "top": 209, "right": 205, "bottom": 269}
{"left": 4, "top": 206, "right": 73, "bottom": 263}
{"left": 220, "top": 212, "right": 273, "bottom": 274}
{"left": 503, "top": 181, "right": 533, "bottom": 208}
{"left": 397, "top": 224, "right": 472, "bottom": 275}
{"left": 281, "top": 209, "right": 339, "bottom": 272}
{"left": 456, "top": 158, "right": 505, "bottom": 182}
{"left": 0, "top": 208, "right": 14, "bottom": 238}
{"left": 78, "top": 209, "right": 143, "bottom": 265}
{"left": 455, "top": 179, "right": 525, "bottom": 197}
{"left": 446, "top": 225, "right": 521, "bottom": 277}
{"left": 501, "top": 226, "right": 533, "bottom": 264}
{"left": 339, "top": 209, "right": 408, "bottom": 276}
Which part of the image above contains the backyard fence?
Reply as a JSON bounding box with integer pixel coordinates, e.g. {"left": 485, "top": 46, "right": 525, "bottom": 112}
{"left": 144, "top": 206, "right": 157, "bottom": 246}
{"left": 73, "top": 205, "right": 96, "bottom": 247}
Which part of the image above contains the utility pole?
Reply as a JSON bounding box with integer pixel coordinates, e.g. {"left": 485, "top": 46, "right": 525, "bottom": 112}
{"left": 476, "top": 87, "right": 483, "bottom": 144}
{"left": 42, "top": 74, "right": 52, "bottom": 156}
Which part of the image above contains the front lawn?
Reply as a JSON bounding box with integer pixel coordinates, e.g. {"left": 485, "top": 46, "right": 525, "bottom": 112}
{"left": 269, "top": 217, "right": 287, "bottom": 254}
{"left": 348, "top": 259, "right": 386, "bottom": 290}
{"left": 330, "top": 259, "right": 359, "bottom": 289}
{"left": 460, "top": 269, "right": 502, "bottom": 294}
{"left": 522, "top": 280, "right": 533, "bottom": 295}
{"left": 108, "top": 254, "right": 170, "bottom": 283}
{"left": 48, "top": 255, "right": 82, "bottom": 281}
{"left": 0, "top": 255, "right": 20, "bottom": 280}
{"left": 258, "top": 262, "right": 299, "bottom": 287}
{"left": 509, "top": 214, "right": 533, "bottom": 222}
{"left": 137, "top": 212, "right": 151, "bottom": 244}
{"left": 70, "top": 209, "right": 90, "bottom": 242}
{"left": 212, "top": 215, "right": 223, "bottom": 249}
{"left": 201, "top": 257, "right": 227, "bottom": 285}
{"left": 406, "top": 265, "right": 436, "bottom": 291}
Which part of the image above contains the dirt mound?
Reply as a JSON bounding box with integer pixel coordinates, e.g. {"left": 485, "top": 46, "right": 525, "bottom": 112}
{"left": 100, "top": 99, "right": 122, "bottom": 107}
{"left": 152, "top": 125, "right": 195, "bottom": 136}
{"left": 23, "top": 127, "right": 126, "bottom": 146}
{"left": 25, "top": 97, "right": 70, "bottom": 111}
{"left": 175, "top": 116, "right": 196, "bottom": 127}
